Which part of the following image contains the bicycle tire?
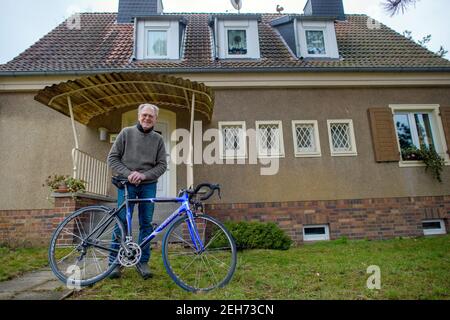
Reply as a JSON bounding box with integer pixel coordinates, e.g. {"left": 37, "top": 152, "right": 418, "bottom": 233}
{"left": 162, "top": 214, "right": 237, "bottom": 292}
{"left": 48, "top": 206, "right": 125, "bottom": 287}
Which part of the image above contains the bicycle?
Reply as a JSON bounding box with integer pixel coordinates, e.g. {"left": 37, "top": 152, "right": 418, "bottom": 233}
{"left": 48, "top": 179, "right": 237, "bottom": 292}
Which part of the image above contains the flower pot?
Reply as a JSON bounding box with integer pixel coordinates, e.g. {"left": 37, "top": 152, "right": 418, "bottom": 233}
{"left": 55, "top": 185, "right": 69, "bottom": 193}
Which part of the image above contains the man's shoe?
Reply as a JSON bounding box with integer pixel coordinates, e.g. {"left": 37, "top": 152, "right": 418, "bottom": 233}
{"left": 136, "top": 262, "right": 153, "bottom": 279}
{"left": 109, "top": 266, "right": 122, "bottom": 279}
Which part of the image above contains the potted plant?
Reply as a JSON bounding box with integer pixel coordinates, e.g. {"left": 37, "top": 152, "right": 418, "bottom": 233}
{"left": 43, "top": 175, "right": 87, "bottom": 193}
{"left": 401, "top": 146, "right": 445, "bottom": 182}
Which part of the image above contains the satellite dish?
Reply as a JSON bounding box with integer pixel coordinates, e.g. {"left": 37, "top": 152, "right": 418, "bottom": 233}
{"left": 230, "top": 0, "right": 243, "bottom": 11}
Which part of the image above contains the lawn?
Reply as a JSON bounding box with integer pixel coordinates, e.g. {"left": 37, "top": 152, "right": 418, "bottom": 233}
{"left": 0, "top": 247, "right": 48, "bottom": 282}
{"left": 71, "top": 235, "right": 450, "bottom": 300}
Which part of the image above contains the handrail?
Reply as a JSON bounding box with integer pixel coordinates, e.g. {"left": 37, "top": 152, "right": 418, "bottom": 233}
{"left": 72, "top": 148, "right": 110, "bottom": 196}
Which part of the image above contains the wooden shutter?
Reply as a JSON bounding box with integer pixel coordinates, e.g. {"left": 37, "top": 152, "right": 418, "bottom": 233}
{"left": 440, "top": 107, "right": 450, "bottom": 155}
{"left": 368, "top": 108, "right": 400, "bottom": 162}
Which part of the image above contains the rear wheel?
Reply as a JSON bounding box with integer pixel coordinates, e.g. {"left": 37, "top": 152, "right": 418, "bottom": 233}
{"left": 48, "top": 206, "right": 125, "bottom": 287}
{"left": 162, "top": 214, "right": 237, "bottom": 292}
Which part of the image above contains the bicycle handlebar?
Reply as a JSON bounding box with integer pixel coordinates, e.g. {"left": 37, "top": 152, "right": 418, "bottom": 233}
{"left": 112, "top": 176, "right": 221, "bottom": 201}
{"left": 190, "top": 183, "right": 221, "bottom": 201}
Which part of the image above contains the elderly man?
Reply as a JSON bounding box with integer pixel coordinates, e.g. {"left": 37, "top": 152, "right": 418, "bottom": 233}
{"left": 107, "top": 103, "right": 167, "bottom": 279}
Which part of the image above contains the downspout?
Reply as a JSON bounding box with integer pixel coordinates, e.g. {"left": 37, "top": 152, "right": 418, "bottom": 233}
{"left": 293, "top": 18, "right": 301, "bottom": 58}
{"left": 130, "top": 17, "right": 137, "bottom": 61}
{"left": 187, "top": 93, "right": 196, "bottom": 189}
{"left": 214, "top": 17, "right": 219, "bottom": 60}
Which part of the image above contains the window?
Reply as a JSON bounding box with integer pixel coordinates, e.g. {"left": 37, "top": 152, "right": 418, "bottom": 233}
{"left": 227, "top": 30, "right": 247, "bottom": 55}
{"left": 395, "top": 112, "right": 436, "bottom": 161}
{"left": 256, "top": 121, "right": 285, "bottom": 158}
{"left": 219, "top": 121, "right": 247, "bottom": 159}
{"left": 306, "top": 30, "right": 326, "bottom": 55}
{"left": 391, "top": 105, "right": 449, "bottom": 165}
{"left": 327, "top": 120, "right": 357, "bottom": 156}
{"left": 292, "top": 120, "right": 321, "bottom": 157}
{"left": 422, "top": 219, "right": 446, "bottom": 236}
{"left": 214, "top": 17, "right": 261, "bottom": 59}
{"left": 303, "top": 225, "right": 330, "bottom": 242}
{"left": 147, "top": 30, "right": 168, "bottom": 58}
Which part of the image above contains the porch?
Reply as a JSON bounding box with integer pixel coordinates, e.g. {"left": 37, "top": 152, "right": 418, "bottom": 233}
{"left": 33, "top": 72, "right": 214, "bottom": 234}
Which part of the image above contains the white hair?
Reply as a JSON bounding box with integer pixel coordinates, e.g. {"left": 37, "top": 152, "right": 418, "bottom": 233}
{"left": 138, "top": 103, "right": 159, "bottom": 117}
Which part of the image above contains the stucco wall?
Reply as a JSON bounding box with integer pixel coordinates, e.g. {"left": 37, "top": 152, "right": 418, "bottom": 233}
{"left": 195, "top": 87, "right": 450, "bottom": 203}
{"left": 0, "top": 92, "right": 113, "bottom": 210}
{"left": 1, "top": 87, "right": 450, "bottom": 211}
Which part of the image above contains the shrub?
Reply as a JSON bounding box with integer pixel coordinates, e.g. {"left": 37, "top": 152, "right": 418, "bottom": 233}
{"left": 221, "top": 221, "right": 293, "bottom": 250}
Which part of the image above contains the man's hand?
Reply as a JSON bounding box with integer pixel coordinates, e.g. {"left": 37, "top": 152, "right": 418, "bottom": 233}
{"left": 128, "top": 171, "right": 146, "bottom": 185}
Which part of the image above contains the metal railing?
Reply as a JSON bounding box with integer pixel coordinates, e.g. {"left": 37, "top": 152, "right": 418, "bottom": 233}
{"left": 72, "top": 148, "right": 109, "bottom": 196}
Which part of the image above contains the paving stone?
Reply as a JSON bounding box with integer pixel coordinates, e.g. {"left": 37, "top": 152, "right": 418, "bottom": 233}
{"left": 12, "top": 291, "right": 65, "bottom": 300}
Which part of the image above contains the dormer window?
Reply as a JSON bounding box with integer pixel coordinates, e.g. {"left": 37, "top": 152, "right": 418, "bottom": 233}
{"left": 297, "top": 21, "right": 338, "bottom": 58}
{"left": 210, "top": 14, "right": 261, "bottom": 59}
{"left": 135, "top": 16, "right": 186, "bottom": 60}
{"left": 305, "top": 30, "right": 326, "bottom": 55}
{"left": 147, "top": 30, "right": 168, "bottom": 58}
{"left": 271, "top": 16, "right": 340, "bottom": 59}
{"left": 227, "top": 30, "right": 247, "bottom": 55}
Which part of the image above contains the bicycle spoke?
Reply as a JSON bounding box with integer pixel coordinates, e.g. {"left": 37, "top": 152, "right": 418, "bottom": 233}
{"left": 163, "top": 215, "right": 236, "bottom": 292}
{"left": 50, "top": 207, "right": 124, "bottom": 286}
{"left": 201, "top": 254, "right": 219, "bottom": 287}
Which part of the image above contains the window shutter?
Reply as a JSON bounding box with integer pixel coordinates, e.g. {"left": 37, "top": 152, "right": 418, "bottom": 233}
{"left": 440, "top": 107, "right": 450, "bottom": 155}
{"left": 368, "top": 108, "right": 400, "bottom": 162}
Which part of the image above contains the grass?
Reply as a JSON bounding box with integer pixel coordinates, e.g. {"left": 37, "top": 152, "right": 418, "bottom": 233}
{"left": 71, "top": 235, "right": 450, "bottom": 300}
{"left": 0, "top": 247, "right": 49, "bottom": 282}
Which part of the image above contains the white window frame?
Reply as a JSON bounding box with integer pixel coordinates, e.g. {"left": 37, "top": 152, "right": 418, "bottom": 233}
{"left": 422, "top": 219, "right": 446, "bottom": 236}
{"left": 390, "top": 104, "right": 450, "bottom": 167}
{"left": 136, "top": 18, "right": 180, "bottom": 60}
{"left": 256, "top": 120, "right": 285, "bottom": 158}
{"left": 145, "top": 28, "right": 169, "bottom": 59}
{"left": 304, "top": 29, "right": 327, "bottom": 56}
{"left": 217, "top": 19, "right": 261, "bottom": 59}
{"left": 218, "top": 121, "right": 247, "bottom": 159}
{"left": 296, "top": 20, "right": 339, "bottom": 59}
{"left": 291, "top": 120, "right": 322, "bottom": 157}
{"left": 225, "top": 28, "right": 249, "bottom": 57}
{"left": 327, "top": 119, "right": 358, "bottom": 157}
{"left": 303, "top": 224, "right": 330, "bottom": 242}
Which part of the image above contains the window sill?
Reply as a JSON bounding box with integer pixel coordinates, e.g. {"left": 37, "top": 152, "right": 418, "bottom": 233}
{"left": 330, "top": 152, "right": 358, "bottom": 157}
{"left": 399, "top": 160, "right": 450, "bottom": 167}
{"left": 257, "top": 154, "right": 285, "bottom": 159}
{"left": 294, "top": 153, "right": 322, "bottom": 158}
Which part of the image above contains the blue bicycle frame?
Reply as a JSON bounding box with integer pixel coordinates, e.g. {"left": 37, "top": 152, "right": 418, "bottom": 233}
{"left": 117, "top": 186, "right": 205, "bottom": 253}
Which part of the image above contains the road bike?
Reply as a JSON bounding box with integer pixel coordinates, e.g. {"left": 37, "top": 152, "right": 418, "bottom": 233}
{"left": 48, "top": 179, "right": 237, "bottom": 292}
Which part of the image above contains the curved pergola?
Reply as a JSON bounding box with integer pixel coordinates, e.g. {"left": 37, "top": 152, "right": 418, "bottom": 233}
{"left": 34, "top": 72, "right": 215, "bottom": 125}
{"left": 34, "top": 72, "right": 214, "bottom": 191}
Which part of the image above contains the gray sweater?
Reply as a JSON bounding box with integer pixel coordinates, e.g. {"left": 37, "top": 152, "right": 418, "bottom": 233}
{"left": 107, "top": 126, "right": 167, "bottom": 184}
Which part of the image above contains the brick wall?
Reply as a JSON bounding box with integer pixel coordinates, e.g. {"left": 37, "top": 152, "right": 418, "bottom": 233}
{"left": 0, "top": 195, "right": 102, "bottom": 247}
{"left": 206, "top": 195, "right": 450, "bottom": 243}
{"left": 1, "top": 194, "right": 448, "bottom": 246}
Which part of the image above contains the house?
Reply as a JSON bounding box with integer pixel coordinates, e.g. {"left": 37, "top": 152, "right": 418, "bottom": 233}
{"left": 0, "top": 0, "right": 449, "bottom": 246}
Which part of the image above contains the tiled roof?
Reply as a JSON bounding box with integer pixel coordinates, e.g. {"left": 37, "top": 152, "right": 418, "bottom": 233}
{"left": 1, "top": 12, "right": 450, "bottom": 73}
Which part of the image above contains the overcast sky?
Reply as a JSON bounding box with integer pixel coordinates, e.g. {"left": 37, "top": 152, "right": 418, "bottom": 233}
{"left": 1, "top": 0, "right": 449, "bottom": 64}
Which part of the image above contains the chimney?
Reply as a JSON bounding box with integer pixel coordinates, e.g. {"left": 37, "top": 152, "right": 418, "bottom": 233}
{"left": 117, "top": 0, "right": 164, "bottom": 23}
{"left": 304, "top": 0, "right": 346, "bottom": 21}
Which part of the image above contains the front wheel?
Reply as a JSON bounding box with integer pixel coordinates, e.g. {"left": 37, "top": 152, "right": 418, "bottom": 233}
{"left": 48, "top": 206, "right": 125, "bottom": 287}
{"left": 162, "top": 214, "right": 237, "bottom": 292}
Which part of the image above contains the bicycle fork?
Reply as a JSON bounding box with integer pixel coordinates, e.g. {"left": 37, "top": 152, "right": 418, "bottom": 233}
{"left": 186, "top": 210, "right": 204, "bottom": 253}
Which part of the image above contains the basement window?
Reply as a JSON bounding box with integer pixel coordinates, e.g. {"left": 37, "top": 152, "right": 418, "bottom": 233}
{"left": 422, "top": 219, "right": 446, "bottom": 236}
{"left": 303, "top": 224, "right": 330, "bottom": 242}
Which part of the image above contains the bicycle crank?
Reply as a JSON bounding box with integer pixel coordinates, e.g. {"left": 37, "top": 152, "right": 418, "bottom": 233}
{"left": 118, "top": 242, "right": 142, "bottom": 267}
